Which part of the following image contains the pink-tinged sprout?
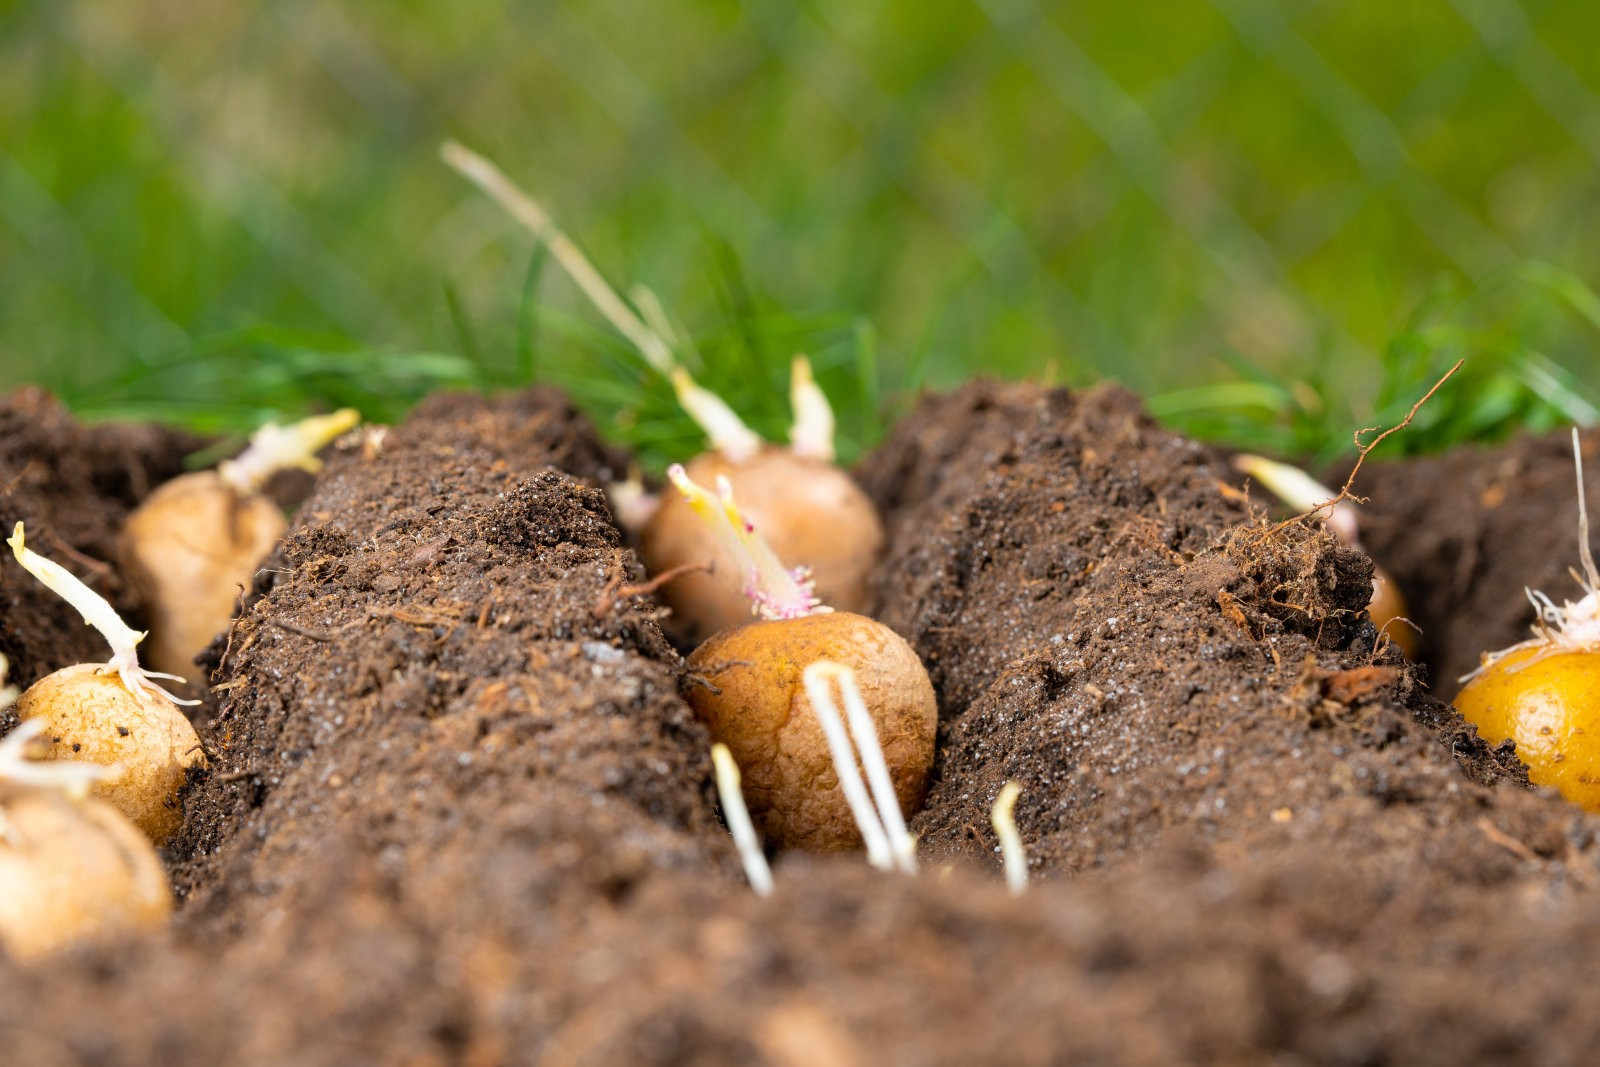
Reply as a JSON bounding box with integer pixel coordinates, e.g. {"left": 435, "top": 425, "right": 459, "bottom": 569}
{"left": 803, "top": 660, "right": 917, "bottom": 874}
{"left": 7, "top": 523, "right": 198, "bottom": 707}
{"left": 0, "top": 719, "right": 119, "bottom": 800}
{"left": 789, "top": 355, "right": 836, "bottom": 463}
{"left": 1232, "top": 454, "right": 1360, "bottom": 545}
{"left": 665, "top": 465, "right": 826, "bottom": 621}
{"left": 710, "top": 742, "right": 774, "bottom": 896}
{"left": 217, "top": 409, "right": 361, "bottom": 494}
{"left": 990, "top": 780, "right": 1028, "bottom": 895}
{"left": 671, "top": 368, "right": 763, "bottom": 464}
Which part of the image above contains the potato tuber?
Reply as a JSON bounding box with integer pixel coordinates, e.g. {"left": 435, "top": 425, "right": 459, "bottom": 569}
{"left": 121, "top": 409, "right": 358, "bottom": 679}
{"left": 8, "top": 522, "right": 205, "bottom": 843}
{"left": 667, "top": 466, "right": 934, "bottom": 854}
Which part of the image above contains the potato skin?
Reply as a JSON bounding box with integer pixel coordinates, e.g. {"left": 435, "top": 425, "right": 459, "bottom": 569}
{"left": 1368, "top": 566, "right": 1417, "bottom": 659}
{"left": 641, "top": 450, "right": 884, "bottom": 644}
{"left": 15, "top": 664, "right": 206, "bottom": 843}
{"left": 121, "top": 470, "right": 286, "bottom": 679}
{"left": 1454, "top": 646, "right": 1600, "bottom": 811}
{"left": 0, "top": 786, "right": 171, "bottom": 960}
{"left": 685, "top": 612, "right": 935, "bottom": 852}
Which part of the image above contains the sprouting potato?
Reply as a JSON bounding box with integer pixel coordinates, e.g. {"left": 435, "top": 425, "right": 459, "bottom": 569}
{"left": 688, "top": 611, "right": 934, "bottom": 852}
{"left": 8, "top": 523, "right": 205, "bottom": 843}
{"left": 0, "top": 782, "right": 173, "bottom": 961}
{"left": 643, "top": 439, "right": 884, "bottom": 644}
{"left": 667, "top": 466, "right": 934, "bottom": 854}
{"left": 14, "top": 664, "right": 204, "bottom": 843}
{"left": 1455, "top": 431, "right": 1600, "bottom": 811}
{"left": 0, "top": 721, "right": 171, "bottom": 961}
{"left": 121, "top": 477, "right": 284, "bottom": 680}
{"left": 121, "top": 409, "right": 358, "bottom": 679}
{"left": 440, "top": 142, "right": 885, "bottom": 641}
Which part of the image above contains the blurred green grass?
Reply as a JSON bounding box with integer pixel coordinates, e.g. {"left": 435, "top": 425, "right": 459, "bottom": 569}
{"left": 3, "top": 0, "right": 1599, "bottom": 467}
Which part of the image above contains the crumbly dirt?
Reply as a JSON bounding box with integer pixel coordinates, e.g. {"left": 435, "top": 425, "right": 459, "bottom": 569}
{"left": 859, "top": 382, "right": 1545, "bottom": 872}
{"left": 1349, "top": 428, "right": 1600, "bottom": 696}
{"left": 4, "top": 382, "right": 1600, "bottom": 1065}
{"left": 0, "top": 387, "right": 203, "bottom": 689}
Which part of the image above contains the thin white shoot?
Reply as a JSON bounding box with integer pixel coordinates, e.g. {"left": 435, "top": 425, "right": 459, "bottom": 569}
{"left": 711, "top": 742, "right": 774, "bottom": 896}
{"left": 1232, "top": 454, "right": 1360, "bottom": 545}
{"left": 0, "top": 720, "right": 119, "bottom": 799}
{"left": 441, "top": 141, "right": 677, "bottom": 376}
{"left": 990, "top": 780, "right": 1028, "bottom": 895}
{"left": 1575, "top": 427, "right": 1599, "bottom": 591}
{"left": 788, "top": 355, "right": 836, "bottom": 462}
{"left": 672, "top": 369, "right": 763, "bottom": 463}
{"left": 7, "top": 523, "right": 198, "bottom": 706}
{"left": 0, "top": 653, "right": 16, "bottom": 712}
{"left": 665, "top": 465, "right": 825, "bottom": 620}
{"left": 218, "top": 408, "right": 361, "bottom": 493}
{"left": 800, "top": 661, "right": 892, "bottom": 870}
{"left": 440, "top": 142, "right": 766, "bottom": 461}
{"left": 630, "top": 283, "right": 682, "bottom": 349}
{"left": 1462, "top": 428, "right": 1600, "bottom": 681}
{"left": 804, "top": 660, "right": 916, "bottom": 873}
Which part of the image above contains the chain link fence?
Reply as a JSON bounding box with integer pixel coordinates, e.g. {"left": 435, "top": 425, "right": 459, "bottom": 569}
{"left": 2, "top": 0, "right": 1596, "bottom": 439}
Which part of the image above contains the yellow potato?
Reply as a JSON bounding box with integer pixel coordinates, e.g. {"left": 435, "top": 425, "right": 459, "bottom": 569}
{"left": 686, "top": 611, "right": 935, "bottom": 852}
{"left": 15, "top": 664, "right": 206, "bottom": 843}
{"left": 643, "top": 449, "right": 884, "bottom": 643}
{"left": 1455, "top": 646, "right": 1600, "bottom": 811}
{"left": 121, "top": 471, "right": 285, "bottom": 679}
{"left": 0, "top": 785, "right": 171, "bottom": 960}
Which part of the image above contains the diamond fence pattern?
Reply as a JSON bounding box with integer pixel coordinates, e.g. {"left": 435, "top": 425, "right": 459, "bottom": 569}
{"left": 2, "top": 0, "right": 1597, "bottom": 427}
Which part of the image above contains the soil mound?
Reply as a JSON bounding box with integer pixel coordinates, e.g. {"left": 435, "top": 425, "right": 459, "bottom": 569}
{"left": 858, "top": 381, "right": 1545, "bottom": 877}
{"left": 4, "top": 383, "right": 1600, "bottom": 1065}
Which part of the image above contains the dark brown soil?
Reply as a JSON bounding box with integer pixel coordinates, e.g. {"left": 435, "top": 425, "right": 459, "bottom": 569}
{"left": 4, "top": 382, "right": 1600, "bottom": 1065}
{"left": 1350, "top": 428, "right": 1600, "bottom": 696}
{"left": 0, "top": 387, "right": 204, "bottom": 689}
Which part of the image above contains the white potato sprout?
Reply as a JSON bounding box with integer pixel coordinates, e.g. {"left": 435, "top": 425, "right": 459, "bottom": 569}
{"left": 0, "top": 719, "right": 118, "bottom": 799}
{"left": 1232, "top": 454, "right": 1359, "bottom": 544}
{"left": 216, "top": 409, "right": 361, "bottom": 494}
{"left": 7, "top": 522, "right": 197, "bottom": 706}
{"left": 788, "top": 356, "right": 836, "bottom": 463}
{"left": 802, "top": 660, "right": 917, "bottom": 874}
{"left": 990, "top": 780, "right": 1028, "bottom": 895}
{"left": 670, "top": 369, "right": 763, "bottom": 464}
{"left": 711, "top": 742, "right": 773, "bottom": 896}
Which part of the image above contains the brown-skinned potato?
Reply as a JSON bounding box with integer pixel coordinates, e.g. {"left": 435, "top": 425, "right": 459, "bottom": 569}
{"left": 120, "top": 471, "right": 286, "bottom": 679}
{"left": 15, "top": 664, "right": 206, "bottom": 844}
{"left": 1368, "top": 565, "right": 1418, "bottom": 659}
{"left": 0, "top": 784, "right": 171, "bottom": 960}
{"left": 685, "top": 611, "right": 935, "bottom": 852}
{"left": 643, "top": 449, "right": 884, "bottom": 643}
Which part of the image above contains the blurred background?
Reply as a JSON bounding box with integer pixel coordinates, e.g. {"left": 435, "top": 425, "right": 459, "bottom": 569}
{"left": 3, "top": 0, "right": 1598, "bottom": 466}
